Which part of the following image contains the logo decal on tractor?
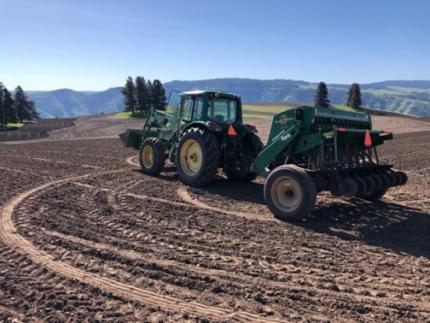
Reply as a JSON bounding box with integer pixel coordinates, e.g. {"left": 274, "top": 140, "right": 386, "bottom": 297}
{"left": 280, "top": 115, "right": 288, "bottom": 125}
{"left": 281, "top": 133, "right": 291, "bottom": 141}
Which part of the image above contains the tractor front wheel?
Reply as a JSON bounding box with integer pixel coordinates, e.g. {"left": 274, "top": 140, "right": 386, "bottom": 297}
{"left": 139, "top": 137, "right": 166, "bottom": 176}
{"left": 264, "top": 165, "right": 316, "bottom": 221}
{"left": 176, "top": 127, "right": 220, "bottom": 187}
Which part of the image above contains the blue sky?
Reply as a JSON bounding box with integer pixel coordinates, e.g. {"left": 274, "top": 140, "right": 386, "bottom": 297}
{"left": 0, "top": 0, "right": 429, "bottom": 90}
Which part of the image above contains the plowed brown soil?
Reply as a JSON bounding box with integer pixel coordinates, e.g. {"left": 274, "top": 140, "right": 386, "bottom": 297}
{"left": 0, "top": 123, "right": 429, "bottom": 321}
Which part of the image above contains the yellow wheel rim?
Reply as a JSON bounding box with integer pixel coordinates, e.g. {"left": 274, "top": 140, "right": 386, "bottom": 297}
{"left": 141, "top": 145, "right": 154, "bottom": 169}
{"left": 271, "top": 176, "right": 302, "bottom": 212}
{"left": 180, "top": 139, "right": 203, "bottom": 176}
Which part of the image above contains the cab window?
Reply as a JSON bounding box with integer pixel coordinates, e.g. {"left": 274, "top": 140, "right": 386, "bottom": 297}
{"left": 209, "top": 98, "right": 237, "bottom": 124}
{"left": 181, "top": 97, "right": 193, "bottom": 121}
{"left": 165, "top": 91, "right": 181, "bottom": 117}
{"left": 193, "top": 98, "right": 204, "bottom": 120}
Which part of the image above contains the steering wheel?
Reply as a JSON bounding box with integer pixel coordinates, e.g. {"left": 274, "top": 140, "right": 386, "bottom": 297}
{"left": 213, "top": 114, "right": 225, "bottom": 123}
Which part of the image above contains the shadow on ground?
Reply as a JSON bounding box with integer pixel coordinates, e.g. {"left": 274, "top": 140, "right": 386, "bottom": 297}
{"left": 195, "top": 177, "right": 430, "bottom": 258}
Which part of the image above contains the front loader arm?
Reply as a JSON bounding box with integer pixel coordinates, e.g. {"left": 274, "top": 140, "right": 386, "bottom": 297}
{"left": 253, "top": 123, "right": 300, "bottom": 178}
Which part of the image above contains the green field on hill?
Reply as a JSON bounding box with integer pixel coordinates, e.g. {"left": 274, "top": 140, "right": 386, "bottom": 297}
{"left": 117, "top": 104, "right": 359, "bottom": 121}
{"left": 6, "top": 123, "right": 24, "bottom": 129}
{"left": 116, "top": 111, "right": 146, "bottom": 119}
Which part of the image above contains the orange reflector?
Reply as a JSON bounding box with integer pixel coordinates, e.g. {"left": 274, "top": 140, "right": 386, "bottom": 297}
{"left": 364, "top": 130, "right": 372, "bottom": 148}
{"left": 337, "top": 128, "right": 346, "bottom": 133}
{"left": 227, "top": 125, "right": 237, "bottom": 137}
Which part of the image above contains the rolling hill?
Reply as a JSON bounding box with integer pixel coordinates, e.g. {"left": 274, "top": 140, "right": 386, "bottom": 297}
{"left": 27, "top": 88, "right": 123, "bottom": 118}
{"left": 27, "top": 79, "right": 430, "bottom": 118}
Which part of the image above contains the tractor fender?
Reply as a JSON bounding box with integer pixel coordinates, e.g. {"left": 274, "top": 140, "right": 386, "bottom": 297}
{"left": 245, "top": 123, "right": 258, "bottom": 133}
{"left": 180, "top": 121, "right": 222, "bottom": 136}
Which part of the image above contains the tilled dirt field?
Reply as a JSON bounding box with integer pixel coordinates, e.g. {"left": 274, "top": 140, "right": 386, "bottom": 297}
{"left": 0, "top": 130, "right": 429, "bottom": 321}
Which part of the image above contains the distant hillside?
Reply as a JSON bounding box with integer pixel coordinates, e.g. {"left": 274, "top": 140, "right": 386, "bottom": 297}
{"left": 164, "top": 79, "right": 430, "bottom": 117}
{"left": 28, "top": 79, "right": 430, "bottom": 118}
{"left": 27, "top": 88, "right": 123, "bottom": 118}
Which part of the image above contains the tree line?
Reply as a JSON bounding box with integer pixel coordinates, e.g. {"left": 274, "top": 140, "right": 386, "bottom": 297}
{"left": 121, "top": 77, "right": 363, "bottom": 114}
{"left": 314, "top": 82, "right": 363, "bottom": 110}
{"left": 0, "top": 83, "right": 39, "bottom": 128}
{"left": 122, "top": 76, "right": 167, "bottom": 116}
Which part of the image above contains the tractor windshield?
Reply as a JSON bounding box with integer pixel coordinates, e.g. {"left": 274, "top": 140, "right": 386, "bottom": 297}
{"left": 165, "top": 91, "right": 181, "bottom": 117}
{"left": 209, "top": 98, "right": 237, "bottom": 124}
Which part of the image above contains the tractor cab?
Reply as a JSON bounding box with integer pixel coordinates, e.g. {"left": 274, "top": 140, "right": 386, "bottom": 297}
{"left": 153, "top": 90, "right": 243, "bottom": 142}
{"left": 178, "top": 90, "right": 242, "bottom": 126}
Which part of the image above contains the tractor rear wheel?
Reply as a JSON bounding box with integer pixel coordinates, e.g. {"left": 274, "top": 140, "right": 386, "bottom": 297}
{"left": 139, "top": 137, "right": 166, "bottom": 175}
{"left": 176, "top": 127, "right": 220, "bottom": 187}
{"left": 264, "top": 165, "right": 316, "bottom": 221}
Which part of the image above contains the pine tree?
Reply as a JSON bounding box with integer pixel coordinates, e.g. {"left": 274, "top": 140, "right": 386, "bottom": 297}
{"left": 135, "top": 76, "right": 149, "bottom": 115}
{"left": 14, "top": 86, "right": 33, "bottom": 122}
{"left": 28, "top": 101, "right": 40, "bottom": 119}
{"left": 3, "top": 87, "right": 17, "bottom": 124}
{"left": 314, "top": 82, "right": 330, "bottom": 108}
{"left": 347, "top": 83, "right": 363, "bottom": 111}
{"left": 151, "top": 79, "right": 167, "bottom": 110}
{"left": 0, "top": 83, "right": 5, "bottom": 127}
{"left": 121, "top": 76, "right": 136, "bottom": 115}
{"left": 146, "top": 79, "right": 153, "bottom": 112}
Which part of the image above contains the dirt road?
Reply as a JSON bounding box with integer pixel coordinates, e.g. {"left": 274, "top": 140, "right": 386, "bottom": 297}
{"left": 47, "top": 114, "right": 143, "bottom": 140}
{"left": 0, "top": 114, "right": 142, "bottom": 145}
{"left": 0, "top": 119, "right": 75, "bottom": 142}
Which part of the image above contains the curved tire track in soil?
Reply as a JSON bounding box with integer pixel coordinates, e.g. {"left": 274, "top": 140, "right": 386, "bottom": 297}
{"left": 177, "top": 187, "right": 274, "bottom": 222}
{"left": 127, "top": 152, "right": 272, "bottom": 221}
{"left": 0, "top": 171, "right": 283, "bottom": 322}
{"left": 130, "top": 153, "right": 428, "bottom": 217}
{"left": 126, "top": 155, "right": 140, "bottom": 167}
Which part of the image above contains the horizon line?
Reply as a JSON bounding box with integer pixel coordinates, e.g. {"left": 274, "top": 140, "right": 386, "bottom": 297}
{"left": 17, "top": 77, "right": 430, "bottom": 92}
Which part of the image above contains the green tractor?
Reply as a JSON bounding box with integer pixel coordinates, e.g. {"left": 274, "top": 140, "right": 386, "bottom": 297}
{"left": 120, "top": 90, "right": 263, "bottom": 186}
{"left": 121, "top": 90, "right": 408, "bottom": 221}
